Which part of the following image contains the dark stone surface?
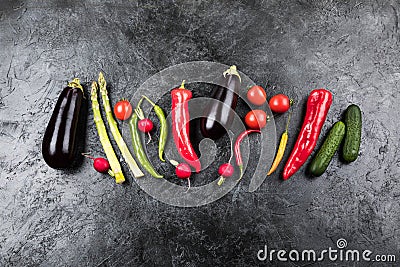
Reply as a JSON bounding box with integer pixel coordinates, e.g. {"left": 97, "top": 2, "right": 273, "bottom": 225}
{"left": 1, "top": 0, "right": 399, "bottom": 266}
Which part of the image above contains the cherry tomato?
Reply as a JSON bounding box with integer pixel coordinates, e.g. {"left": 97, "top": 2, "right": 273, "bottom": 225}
{"left": 114, "top": 99, "right": 133, "bottom": 120}
{"left": 244, "top": 109, "right": 268, "bottom": 130}
{"left": 138, "top": 118, "right": 154, "bottom": 133}
{"left": 269, "top": 94, "right": 290, "bottom": 113}
{"left": 175, "top": 163, "right": 191, "bottom": 179}
{"left": 247, "top": 85, "right": 267, "bottom": 106}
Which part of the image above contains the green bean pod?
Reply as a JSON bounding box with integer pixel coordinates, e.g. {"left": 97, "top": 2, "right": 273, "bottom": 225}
{"left": 129, "top": 113, "right": 163, "bottom": 178}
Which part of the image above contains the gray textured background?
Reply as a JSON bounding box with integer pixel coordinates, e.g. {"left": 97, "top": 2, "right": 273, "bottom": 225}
{"left": 1, "top": 0, "right": 399, "bottom": 266}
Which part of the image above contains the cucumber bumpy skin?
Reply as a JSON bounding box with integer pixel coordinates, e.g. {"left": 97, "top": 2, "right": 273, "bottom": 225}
{"left": 342, "top": 104, "right": 362, "bottom": 162}
{"left": 309, "top": 121, "right": 346, "bottom": 176}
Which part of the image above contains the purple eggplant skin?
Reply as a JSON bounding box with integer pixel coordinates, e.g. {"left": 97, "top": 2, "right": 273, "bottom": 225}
{"left": 200, "top": 65, "right": 241, "bottom": 140}
{"left": 42, "top": 79, "right": 84, "bottom": 169}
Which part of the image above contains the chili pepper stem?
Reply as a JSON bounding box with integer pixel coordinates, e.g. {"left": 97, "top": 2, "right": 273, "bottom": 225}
{"left": 142, "top": 95, "right": 156, "bottom": 106}
{"left": 237, "top": 165, "right": 244, "bottom": 181}
{"left": 180, "top": 80, "right": 186, "bottom": 89}
{"left": 285, "top": 99, "right": 294, "bottom": 132}
{"left": 137, "top": 97, "right": 145, "bottom": 109}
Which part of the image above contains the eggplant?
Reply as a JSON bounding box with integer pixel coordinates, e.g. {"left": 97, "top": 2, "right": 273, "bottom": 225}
{"left": 42, "top": 78, "right": 84, "bottom": 168}
{"left": 200, "top": 65, "right": 241, "bottom": 139}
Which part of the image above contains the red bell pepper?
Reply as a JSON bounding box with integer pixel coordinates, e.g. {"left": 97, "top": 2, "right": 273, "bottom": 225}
{"left": 171, "top": 81, "right": 201, "bottom": 173}
{"left": 283, "top": 89, "right": 333, "bottom": 180}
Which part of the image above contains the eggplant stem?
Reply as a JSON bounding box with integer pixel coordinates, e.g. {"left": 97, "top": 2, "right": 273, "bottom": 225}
{"left": 223, "top": 65, "right": 241, "bottom": 83}
{"left": 68, "top": 78, "right": 84, "bottom": 93}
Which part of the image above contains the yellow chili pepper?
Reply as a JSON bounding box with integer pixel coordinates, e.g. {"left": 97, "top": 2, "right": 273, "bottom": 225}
{"left": 267, "top": 101, "right": 293, "bottom": 175}
{"left": 267, "top": 132, "right": 288, "bottom": 175}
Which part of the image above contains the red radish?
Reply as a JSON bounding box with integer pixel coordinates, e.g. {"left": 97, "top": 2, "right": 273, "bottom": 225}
{"left": 138, "top": 118, "right": 154, "bottom": 144}
{"left": 217, "top": 163, "right": 234, "bottom": 186}
{"left": 93, "top": 158, "right": 110, "bottom": 173}
{"left": 217, "top": 130, "right": 236, "bottom": 186}
{"left": 138, "top": 118, "right": 154, "bottom": 133}
{"left": 219, "top": 163, "right": 234, "bottom": 177}
{"left": 176, "top": 162, "right": 191, "bottom": 179}
{"left": 82, "top": 153, "right": 113, "bottom": 176}
{"left": 175, "top": 162, "right": 192, "bottom": 190}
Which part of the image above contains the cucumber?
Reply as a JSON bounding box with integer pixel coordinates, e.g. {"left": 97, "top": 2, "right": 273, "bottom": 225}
{"left": 342, "top": 104, "right": 362, "bottom": 162}
{"left": 309, "top": 121, "right": 346, "bottom": 176}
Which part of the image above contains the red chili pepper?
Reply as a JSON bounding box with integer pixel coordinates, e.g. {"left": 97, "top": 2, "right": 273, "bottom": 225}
{"left": 283, "top": 89, "right": 333, "bottom": 180}
{"left": 171, "top": 80, "right": 201, "bottom": 173}
{"left": 235, "top": 129, "right": 261, "bottom": 179}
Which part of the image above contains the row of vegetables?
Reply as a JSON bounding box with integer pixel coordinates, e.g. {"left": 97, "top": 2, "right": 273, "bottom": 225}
{"left": 41, "top": 65, "right": 361, "bottom": 188}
